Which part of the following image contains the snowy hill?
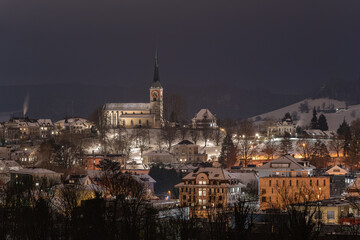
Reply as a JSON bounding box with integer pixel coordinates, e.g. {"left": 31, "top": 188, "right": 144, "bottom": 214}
{"left": 251, "top": 98, "right": 360, "bottom": 131}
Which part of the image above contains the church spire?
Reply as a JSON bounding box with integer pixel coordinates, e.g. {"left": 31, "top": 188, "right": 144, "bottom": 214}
{"left": 153, "top": 49, "right": 160, "bottom": 82}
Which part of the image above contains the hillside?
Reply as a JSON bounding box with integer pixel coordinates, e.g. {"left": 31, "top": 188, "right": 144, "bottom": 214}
{"left": 251, "top": 98, "right": 360, "bottom": 131}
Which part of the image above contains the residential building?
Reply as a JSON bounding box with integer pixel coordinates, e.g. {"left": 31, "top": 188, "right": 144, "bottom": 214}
{"left": 37, "top": 119, "right": 54, "bottom": 139}
{"left": 172, "top": 140, "right": 207, "bottom": 163}
{"left": 54, "top": 117, "right": 94, "bottom": 134}
{"left": 258, "top": 155, "right": 329, "bottom": 210}
{"left": 325, "top": 165, "right": 354, "bottom": 197}
{"left": 191, "top": 109, "right": 217, "bottom": 129}
{"left": 259, "top": 175, "right": 330, "bottom": 210}
{"left": 257, "top": 155, "right": 315, "bottom": 178}
{"left": 142, "top": 150, "right": 175, "bottom": 164}
{"left": 267, "top": 119, "right": 296, "bottom": 137}
{"left": 9, "top": 168, "right": 62, "bottom": 187}
{"left": 175, "top": 167, "right": 245, "bottom": 218}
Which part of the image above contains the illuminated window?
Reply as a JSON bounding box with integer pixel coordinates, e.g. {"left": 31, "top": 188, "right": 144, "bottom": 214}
{"left": 198, "top": 188, "right": 206, "bottom": 196}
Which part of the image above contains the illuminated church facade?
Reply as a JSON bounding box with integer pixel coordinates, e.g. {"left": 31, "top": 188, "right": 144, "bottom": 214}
{"left": 103, "top": 53, "right": 163, "bottom": 128}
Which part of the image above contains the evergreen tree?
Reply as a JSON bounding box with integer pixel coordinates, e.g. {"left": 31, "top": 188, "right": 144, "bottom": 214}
{"left": 337, "top": 119, "right": 351, "bottom": 156}
{"left": 280, "top": 132, "right": 293, "bottom": 155}
{"left": 310, "top": 107, "right": 318, "bottom": 129}
{"left": 318, "top": 114, "right": 328, "bottom": 131}
{"left": 282, "top": 112, "right": 292, "bottom": 122}
{"left": 219, "top": 134, "right": 237, "bottom": 168}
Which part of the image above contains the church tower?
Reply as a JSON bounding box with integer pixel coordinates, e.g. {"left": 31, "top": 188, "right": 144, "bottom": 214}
{"left": 150, "top": 50, "right": 163, "bottom": 128}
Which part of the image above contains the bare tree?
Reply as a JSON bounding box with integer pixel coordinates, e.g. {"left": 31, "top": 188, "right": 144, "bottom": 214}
{"left": 213, "top": 128, "right": 223, "bottom": 146}
{"left": 179, "top": 126, "right": 188, "bottom": 140}
{"left": 328, "top": 136, "right": 343, "bottom": 158}
{"left": 131, "top": 127, "right": 150, "bottom": 157}
{"left": 296, "top": 139, "right": 315, "bottom": 159}
{"left": 201, "top": 127, "right": 213, "bottom": 147}
{"left": 190, "top": 128, "right": 200, "bottom": 144}
{"left": 161, "top": 125, "right": 178, "bottom": 151}
{"left": 262, "top": 138, "right": 279, "bottom": 160}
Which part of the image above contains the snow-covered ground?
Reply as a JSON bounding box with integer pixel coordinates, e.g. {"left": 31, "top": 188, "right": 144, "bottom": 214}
{"left": 251, "top": 98, "right": 360, "bottom": 131}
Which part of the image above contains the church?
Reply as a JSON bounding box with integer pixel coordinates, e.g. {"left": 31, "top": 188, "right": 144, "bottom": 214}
{"left": 103, "top": 53, "right": 163, "bottom": 128}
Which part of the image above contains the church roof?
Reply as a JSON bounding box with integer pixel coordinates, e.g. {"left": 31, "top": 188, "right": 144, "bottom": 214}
{"left": 104, "top": 103, "right": 150, "bottom": 111}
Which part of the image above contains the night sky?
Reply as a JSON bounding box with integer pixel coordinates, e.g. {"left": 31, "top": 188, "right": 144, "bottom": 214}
{"left": 0, "top": 0, "right": 360, "bottom": 120}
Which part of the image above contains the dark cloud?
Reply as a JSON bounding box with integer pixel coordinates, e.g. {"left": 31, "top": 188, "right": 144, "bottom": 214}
{"left": 0, "top": 0, "right": 359, "bottom": 93}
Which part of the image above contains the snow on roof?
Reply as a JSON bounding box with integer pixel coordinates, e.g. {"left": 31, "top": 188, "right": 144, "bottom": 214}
{"left": 11, "top": 168, "right": 61, "bottom": 175}
{"left": 143, "top": 150, "right": 173, "bottom": 157}
{"left": 193, "top": 109, "right": 216, "bottom": 121}
{"left": 175, "top": 140, "right": 195, "bottom": 145}
{"left": 230, "top": 172, "right": 258, "bottom": 185}
{"left": 257, "top": 155, "right": 314, "bottom": 170}
{"left": 55, "top": 118, "right": 92, "bottom": 126}
{"left": 182, "top": 167, "right": 239, "bottom": 181}
{"left": 37, "top": 119, "right": 53, "bottom": 125}
{"left": 104, "top": 103, "right": 150, "bottom": 111}
{"left": 325, "top": 165, "right": 349, "bottom": 175}
{"left": 132, "top": 174, "right": 156, "bottom": 183}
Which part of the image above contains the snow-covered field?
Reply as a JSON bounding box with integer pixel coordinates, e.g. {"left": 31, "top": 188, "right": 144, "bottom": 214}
{"left": 251, "top": 98, "right": 360, "bottom": 131}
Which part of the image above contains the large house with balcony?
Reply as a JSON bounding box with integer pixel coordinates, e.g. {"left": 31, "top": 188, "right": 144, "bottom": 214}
{"left": 175, "top": 167, "right": 245, "bottom": 218}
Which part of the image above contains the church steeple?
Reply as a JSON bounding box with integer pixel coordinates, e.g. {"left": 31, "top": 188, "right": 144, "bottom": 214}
{"left": 153, "top": 49, "right": 160, "bottom": 82}
{"left": 151, "top": 49, "right": 162, "bottom": 88}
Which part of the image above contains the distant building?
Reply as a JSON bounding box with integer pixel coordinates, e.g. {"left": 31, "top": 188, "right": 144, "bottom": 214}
{"left": 132, "top": 174, "right": 156, "bottom": 197}
{"left": 54, "top": 117, "right": 94, "bottom": 134}
{"left": 37, "top": 119, "right": 54, "bottom": 139}
{"left": 172, "top": 140, "right": 207, "bottom": 163}
{"left": 9, "top": 168, "right": 62, "bottom": 187}
{"left": 257, "top": 155, "right": 315, "bottom": 178}
{"left": 267, "top": 119, "right": 296, "bottom": 137}
{"left": 175, "top": 167, "right": 245, "bottom": 218}
{"left": 303, "top": 129, "right": 336, "bottom": 138}
{"left": 258, "top": 155, "right": 330, "bottom": 210}
{"left": 84, "top": 154, "right": 126, "bottom": 170}
{"left": 259, "top": 175, "right": 330, "bottom": 210}
{"left": 191, "top": 109, "right": 217, "bottom": 129}
{"left": 324, "top": 165, "right": 353, "bottom": 197}
{"left": 142, "top": 150, "right": 175, "bottom": 164}
{"left": 296, "top": 198, "right": 360, "bottom": 225}
{"left": 103, "top": 52, "right": 163, "bottom": 129}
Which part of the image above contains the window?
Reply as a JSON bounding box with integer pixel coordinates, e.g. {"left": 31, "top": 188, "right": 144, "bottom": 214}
{"left": 310, "top": 180, "right": 312, "bottom": 186}
{"left": 131, "top": 120, "right": 133, "bottom": 126}
{"left": 317, "top": 180, "right": 319, "bottom": 186}
{"left": 183, "top": 195, "right": 186, "bottom": 200}
{"left": 269, "top": 180, "right": 271, "bottom": 186}
{"left": 262, "top": 197, "right": 266, "bottom": 203}
{"left": 262, "top": 189, "right": 266, "bottom": 194}
{"left": 139, "top": 120, "right": 141, "bottom": 125}
{"left": 289, "top": 180, "right": 292, "bottom": 186}
{"left": 296, "top": 180, "right": 299, "bottom": 186}
{"left": 327, "top": 211, "right": 335, "bottom": 220}
{"left": 198, "top": 188, "right": 206, "bottom": 196}
{"left": 324, "top": 180, "right": 326, "bottom": 186}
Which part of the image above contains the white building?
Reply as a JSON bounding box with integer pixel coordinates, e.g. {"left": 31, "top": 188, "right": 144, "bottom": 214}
{"left": 191, "top": 109, "right": 217, "bottom": 128}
